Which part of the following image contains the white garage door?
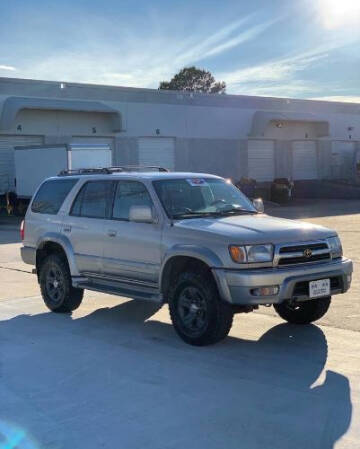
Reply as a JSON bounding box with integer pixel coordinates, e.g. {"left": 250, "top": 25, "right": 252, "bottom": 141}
{"left": 0, "top": 135, "right": 43, "bottom": 194}
{"left": 248, "top": 140, "right": 275, "bottom": 181}
{"left": 138, "top": 138, "right": 175, "bottom": 171}
{"left": 71, "top": 137, "right": 114, "bottom": 166}
{"left": 331, "top": 141, "right": 355, "bottom": 179}
{"left": 331, "top": 141, "right": 355, "bottom": 165}
{"left": 70, "top": 136, "right": 114, "bottom": 169}
{"left": 292, "top": 141, "right": 318, "bottom": 180}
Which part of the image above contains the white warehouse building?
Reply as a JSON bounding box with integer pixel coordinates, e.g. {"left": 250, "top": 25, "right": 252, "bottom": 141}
{"left": 0, "top": 76, "right": 360, "bottom": 199}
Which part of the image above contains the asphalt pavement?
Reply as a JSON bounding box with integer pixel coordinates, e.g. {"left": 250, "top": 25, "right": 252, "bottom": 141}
{"left": 0, "top": 200, "right": 359, "bottom": 449}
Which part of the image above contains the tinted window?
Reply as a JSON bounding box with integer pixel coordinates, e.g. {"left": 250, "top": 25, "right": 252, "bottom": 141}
{"left": 71, "top": 181, "right": 113, "bottom": 219}
{"left": 153, "top": 178, "right": 256, "bottom": 218}
{"left": 112, "top": 181, "right": 152, "bottom": 220}
{"left": 31, "top": 179, "right": 78, "bottom": 214}
{"left": 70, "top": 186, "right": 84, "bottom": 216}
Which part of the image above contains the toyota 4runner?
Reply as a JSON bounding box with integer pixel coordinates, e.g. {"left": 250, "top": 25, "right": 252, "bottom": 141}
{"left": 20, "top": 167, "right": 353, "bottom": 345}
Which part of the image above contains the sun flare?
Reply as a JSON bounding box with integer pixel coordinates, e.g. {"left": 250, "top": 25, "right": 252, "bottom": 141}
{"left": 318, "top": 0, "right": 360, "bottom": 29}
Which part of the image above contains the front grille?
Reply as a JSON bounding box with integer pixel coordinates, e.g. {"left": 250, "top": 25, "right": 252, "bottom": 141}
{"left": 279, "top": 242, "right": 328, "bottom": 254}
{"left": 278, "top": 252, "right": 330, "bottom": 266}
{"left": 277, "top": 241, "right": 331, "bottom": 267}
{"left": 293, "top": 276, "right": 342, "bottom": 297}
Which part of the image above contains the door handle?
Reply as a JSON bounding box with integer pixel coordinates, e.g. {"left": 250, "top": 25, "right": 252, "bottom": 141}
{"left": 63, "top": 225, "right": 72, "bottom": 233}
{"left": 107, "top": 230, "right": 117, "bottom": 237}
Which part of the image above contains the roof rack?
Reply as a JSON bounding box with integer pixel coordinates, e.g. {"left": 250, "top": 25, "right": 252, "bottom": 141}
{"left": 58, "top": 168, "right": 110, "bottom": 176}
{"left": 107, "top": 166, "right": 169, "bottom": 173}
{"left": 58, "top": 166, "right": 169, "bottom": 176}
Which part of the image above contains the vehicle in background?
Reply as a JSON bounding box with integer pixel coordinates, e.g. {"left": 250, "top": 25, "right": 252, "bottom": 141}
{"left": 13, "top": 143, "right": 112, "bottom": 214}
{"left": 20, "top": 167, "right": 352, "bottom": 346}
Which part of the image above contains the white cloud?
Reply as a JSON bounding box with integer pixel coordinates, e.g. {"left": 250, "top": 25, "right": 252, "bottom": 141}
{"left": 174, "top": 16, "right": 252, "bottom": 66}
{"left": 219, "top": 48, "right": 330, "bottom": 92}
{"left": 0, "top": 65, "right": 16, "bottom": 71}
{"left": 310, "top": 96, "right": 360, "bottom": 104}
{"left": 201, "top": 19, "right": 278, "bottom": 60}
{"left": 215, "top": 38, "right": 357, "bottom": 98}
{"left": 12, "top": 15, "right": 275, "bottom": 89}
{"left": 174, "top": 15, "right": 276, "bottom": 65}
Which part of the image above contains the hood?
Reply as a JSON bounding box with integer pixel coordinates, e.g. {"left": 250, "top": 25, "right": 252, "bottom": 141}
{"left": 174, "top": 214, "right": 334, "bottom": 244}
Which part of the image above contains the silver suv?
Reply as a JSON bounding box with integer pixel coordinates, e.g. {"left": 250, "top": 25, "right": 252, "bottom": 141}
{"left": 20, "top": 167, "right": 353, "bottom": 345}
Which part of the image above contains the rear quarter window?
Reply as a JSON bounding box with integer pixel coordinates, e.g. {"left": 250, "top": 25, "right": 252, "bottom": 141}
{"left": 31, "top": 179, "right": 78, "bottom": 214}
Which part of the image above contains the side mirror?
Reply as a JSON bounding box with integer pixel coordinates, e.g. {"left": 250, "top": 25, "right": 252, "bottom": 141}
{"left": 129, "top": 205, "right": 154, "bottom": 223}
{"left": 253, "top": 198, "right": 264, "bottom": 213}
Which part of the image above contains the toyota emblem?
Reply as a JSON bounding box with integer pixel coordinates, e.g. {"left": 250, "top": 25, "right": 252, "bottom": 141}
{"left": 303, "top": 248, "right": 312, "bottom": 258}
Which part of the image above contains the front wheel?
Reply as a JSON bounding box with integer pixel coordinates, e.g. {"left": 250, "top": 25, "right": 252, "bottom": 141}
{"left": 168, "top": 271, "right": 233, "bottom": 346}
{"left": 274, "top": 297, "right": 331, "bottom": 324}
{"left": 39, "top": 254, "right": 84, "bottom": 313}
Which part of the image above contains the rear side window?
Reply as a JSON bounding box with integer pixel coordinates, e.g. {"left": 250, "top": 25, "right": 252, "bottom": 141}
{"left": 31, "top": 179, "right": 78, "bottom": 215}
{"left": 70, "top": 181, "right": 113, "bottom": 219}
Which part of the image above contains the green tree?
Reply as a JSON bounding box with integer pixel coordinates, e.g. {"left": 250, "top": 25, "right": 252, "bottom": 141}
{"left": 159, "top": 66, "right": 226, "bottom": 94}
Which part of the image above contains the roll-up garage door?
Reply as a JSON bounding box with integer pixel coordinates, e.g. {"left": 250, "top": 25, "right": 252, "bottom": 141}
{"left": 138, "top": 138, "right": 175, "bottom": 171}
{"left": 0, "top": 135, "right": 43, "bottom": 194}
{"left": 248, "top": 140, "right": 275, "bottom": 181}
{"left": 331, "top": 141, "right": 355, "bottom": 179}
{"left": 71, "top": 137, "right": 114, "bottom": 166}
{"left": 292, "top": 141, "right": 318, "bottom": 180}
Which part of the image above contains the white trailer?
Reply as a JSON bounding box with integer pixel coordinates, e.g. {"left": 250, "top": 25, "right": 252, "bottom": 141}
{"left": 14, "top": 143, "right": 112, "bottom": 199}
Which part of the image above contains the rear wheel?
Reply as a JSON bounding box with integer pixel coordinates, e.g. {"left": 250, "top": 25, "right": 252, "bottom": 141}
{"left": 39, "top": 254, "right": 84, "bottom": 313}
{"left": 168, "top": 270, "right": 233, "bottom": 346}
{"left": 274, "top": 297, "right": 331, "bottom": 324}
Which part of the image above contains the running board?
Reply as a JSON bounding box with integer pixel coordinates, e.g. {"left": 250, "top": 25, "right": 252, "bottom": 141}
{"left": 74, "top": 276, "right": 163, "bottom": 303}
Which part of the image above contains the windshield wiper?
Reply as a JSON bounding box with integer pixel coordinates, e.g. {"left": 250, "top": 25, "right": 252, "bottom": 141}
{"left": 211, "top": 208, "right": 258, "bottom": 216}
{"left": 172, "top": 211, "right": 214, "bottom": 219}
{"left": 172, "top": 208, "right": 257, "bottom": 219}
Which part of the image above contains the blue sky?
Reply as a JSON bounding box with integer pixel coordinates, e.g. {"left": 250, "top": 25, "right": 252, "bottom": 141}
{"left": 0, "top": 0, "right": 359, "bottom": 101}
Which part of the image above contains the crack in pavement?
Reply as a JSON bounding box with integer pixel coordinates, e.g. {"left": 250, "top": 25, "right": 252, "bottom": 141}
{"left": 0, "top": 265, "right": 33, "bottom": 274}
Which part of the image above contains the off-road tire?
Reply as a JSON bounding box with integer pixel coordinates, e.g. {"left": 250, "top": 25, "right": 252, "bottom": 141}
{"left": 39, "top": 254, "right": 84, "bottom": 313}
{"left": 168, "top": 270, "right": 233, "bottom": 346}
{"left": 274, "top": 296, "right": 331, "bottom": 324}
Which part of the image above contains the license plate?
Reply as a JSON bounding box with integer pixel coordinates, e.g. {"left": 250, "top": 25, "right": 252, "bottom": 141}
{"left": 309, "top": 279, "right": 330, "bottom": 298}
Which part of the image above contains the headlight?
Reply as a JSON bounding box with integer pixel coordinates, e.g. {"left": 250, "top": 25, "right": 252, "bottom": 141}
{"left": 229, "top": 244, "right": 273, "bottom": 263}
{"left": 327, "top": 236, "right": 343, "bottom": 259}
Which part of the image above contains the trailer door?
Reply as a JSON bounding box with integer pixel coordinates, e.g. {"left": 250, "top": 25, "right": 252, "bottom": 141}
{"left": 14, "top": 146, "right": 67, "bottom": 198}
{"left": 0, "top": 135, "right": 43, "bottom": 194}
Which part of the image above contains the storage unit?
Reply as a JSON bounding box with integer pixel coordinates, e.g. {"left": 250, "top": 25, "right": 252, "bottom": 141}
{"left": 331, "top": 141, "right": 355, "bottom": 179}
{"left": 68, "top": 144, "right": 112, "bottom": 170}
{"left": 0, "top": 135, "right": 43, "bottom": 194}
{"left": 71, "top": 136, "right": 115, "bottom": 161}
{"left": 292, "top": 141, "right": 318, "bottom": 180}
{"left": 1, "top": 76, "right": 360, "bottom": 202}
{"left": 14, "top": 144, "right": 112, "bottom": 198}
{"left": 247, "top": 140, "right": 275, "bottom": 182}
{"left": 138, "top": 137, "right": 175, "bottom": 171}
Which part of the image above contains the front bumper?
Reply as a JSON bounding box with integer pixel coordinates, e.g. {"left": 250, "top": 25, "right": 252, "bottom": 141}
{"left": 212, "top": 258, "right": 353, "bottom": 305}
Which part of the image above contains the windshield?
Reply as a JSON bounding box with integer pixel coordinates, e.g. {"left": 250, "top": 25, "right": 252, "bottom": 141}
{"left": 153, "top": 178, "right": 257, "bottom": 219}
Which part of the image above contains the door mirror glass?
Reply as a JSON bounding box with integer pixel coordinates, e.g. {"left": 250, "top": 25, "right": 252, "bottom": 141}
{"left": 253, "top": 198, "right": 264, "bottom": 213}
{"left": 129, "top": 205, "right": 154, "bottom": 223}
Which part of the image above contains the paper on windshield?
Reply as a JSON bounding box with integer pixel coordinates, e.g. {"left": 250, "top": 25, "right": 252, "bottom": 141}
{"left": 186, "top": 178, "right": 208, "bottom": 187}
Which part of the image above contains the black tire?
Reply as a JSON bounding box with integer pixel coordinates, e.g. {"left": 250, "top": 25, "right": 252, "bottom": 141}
{"left": 39, "top": 254, "right": 84, "bottom": 313}
{"left": 168, "top": 270, "right": 233, "bottom": 346}
{"left": 274, "top": 297, "right": 331, "bottom": 324}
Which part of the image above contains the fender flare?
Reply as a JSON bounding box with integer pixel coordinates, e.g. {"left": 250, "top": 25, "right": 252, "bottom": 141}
{"left": 159, "top": 244, "right": 224, "bottom": 292}
{"left": 36, "top": 233, "right": 80, "bottom": 276}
